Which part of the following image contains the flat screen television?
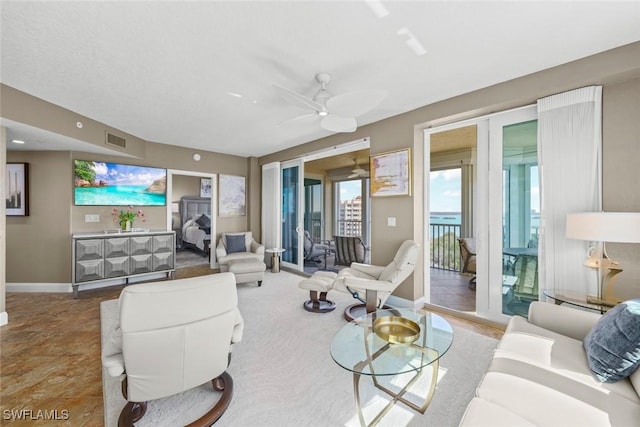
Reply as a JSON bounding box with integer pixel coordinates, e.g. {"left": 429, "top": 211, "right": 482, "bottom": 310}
{"left": 74, "top": 160, "right": 166, "bottom": 206}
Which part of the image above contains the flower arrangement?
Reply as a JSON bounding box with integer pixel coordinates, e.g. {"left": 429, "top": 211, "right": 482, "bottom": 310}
{"left": 112, "top": 206, "right": 145, "bottom": 230}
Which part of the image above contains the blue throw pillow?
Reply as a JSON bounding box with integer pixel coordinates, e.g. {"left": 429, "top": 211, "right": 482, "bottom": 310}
{"left": 583, "top": 299, "right": 640, "bottom": 383}
{"left": 226, "top": 234, "right": 246, "bottom": 254}
{"left": 195, "top": 213, "right": 210, "bottom": 228}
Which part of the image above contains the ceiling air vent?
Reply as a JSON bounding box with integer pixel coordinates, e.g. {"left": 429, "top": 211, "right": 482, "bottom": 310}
{"left": 106, "top": 132, "right": 127, "bottom": 149}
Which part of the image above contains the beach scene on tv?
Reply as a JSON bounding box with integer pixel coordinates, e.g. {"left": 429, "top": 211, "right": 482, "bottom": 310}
{"left": 74, "top": 160, "right": 166, "bottom": 206}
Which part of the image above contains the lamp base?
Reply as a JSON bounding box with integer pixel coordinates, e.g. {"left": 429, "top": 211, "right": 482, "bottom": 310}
{"left": 586, "top": 295, "right": 619, "bottom": 307}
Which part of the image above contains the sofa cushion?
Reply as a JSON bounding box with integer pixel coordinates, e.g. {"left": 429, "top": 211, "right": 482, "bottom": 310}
{"left": 476, "top": 370, "right": 640, "bottom": 427}
{"left": 584, "top": 299, "right": 640, "bottom": 383}
{"left": 226, "top": 234, "right": 247, "bottom": 254}
{"left": 459, "top": 398, "right": 536, "bottom": 427}
{"left": 500, "top": 315, "right": 640, "bottom": 402}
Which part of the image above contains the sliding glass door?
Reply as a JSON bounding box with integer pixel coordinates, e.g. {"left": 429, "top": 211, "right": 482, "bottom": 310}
{"left": 281, "top": 159, "right": 304, "bottom": 271}
{"left": 489, "top": 107, "right": 538, "bottom": 320}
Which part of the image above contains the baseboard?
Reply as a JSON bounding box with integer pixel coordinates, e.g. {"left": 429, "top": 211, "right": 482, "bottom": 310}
{"left": 6, "top": 282, "right": 73, "bottom": 293}
{"left": 0, "top": 311, "right": 7, "bottom": 327}
{"left": 386, "top": 294, "right": 427, "bottom": 309}
{"left": 6, "top": 272, "right": 169, "bottom": 294}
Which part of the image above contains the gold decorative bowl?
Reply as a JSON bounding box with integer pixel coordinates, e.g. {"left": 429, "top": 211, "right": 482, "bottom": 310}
{"left": 373, "top": 316, "right": 420, "bottom": 344}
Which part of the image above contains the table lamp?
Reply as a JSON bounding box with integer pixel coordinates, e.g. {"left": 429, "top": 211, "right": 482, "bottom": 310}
{"left": 566, "top": 212, "right": 640, "bottom": 306}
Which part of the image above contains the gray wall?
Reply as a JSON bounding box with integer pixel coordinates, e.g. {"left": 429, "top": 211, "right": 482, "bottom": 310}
{"left": 2, "top": 85, "right": 254, "bottom": 285}
{"left": 260, "top": 42, "right": 640, "bottom": 303}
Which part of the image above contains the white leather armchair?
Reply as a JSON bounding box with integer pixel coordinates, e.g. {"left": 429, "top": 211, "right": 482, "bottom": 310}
{"left": 333, "top": 240, "right": 420, "bottom": 321}
{"left": 101, "top": 273, "right": 243, "bottom": 426}
{"left": 216, "top": 231, "right": 265, "bottom": 271}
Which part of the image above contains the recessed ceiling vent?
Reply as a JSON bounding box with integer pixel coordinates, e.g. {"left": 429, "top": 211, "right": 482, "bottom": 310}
{"left": 106, "top": 132, "right": 126, "bottom": 149}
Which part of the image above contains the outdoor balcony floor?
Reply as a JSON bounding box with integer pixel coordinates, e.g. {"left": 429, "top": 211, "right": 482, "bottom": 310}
{"left": 430, "top": 268, "right": 476, "bottom": 312}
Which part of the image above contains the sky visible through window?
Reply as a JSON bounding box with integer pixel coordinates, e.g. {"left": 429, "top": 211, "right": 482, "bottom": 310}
{"left": 339, "top": 180, "right": 361, "bottom": 202}
{"left": 430, "top": 169, "right": 461, "bottom": 213}
{"left": 430, "top": 167, "right": 540, "bottom": 216}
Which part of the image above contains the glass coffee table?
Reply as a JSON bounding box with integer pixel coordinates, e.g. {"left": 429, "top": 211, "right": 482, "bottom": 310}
{"left": 330, "top": 308, "right": 453, "bottom": 426}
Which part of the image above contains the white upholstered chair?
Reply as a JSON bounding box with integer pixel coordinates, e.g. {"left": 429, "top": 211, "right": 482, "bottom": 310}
{"left": 216, "top": 231, "right": 265, "bottom": 271}
{"left": 101, "top": 273, "right": 244, "bottom": 426}
{"left": 333, "top": 240, "right": 420, "bottom": 321}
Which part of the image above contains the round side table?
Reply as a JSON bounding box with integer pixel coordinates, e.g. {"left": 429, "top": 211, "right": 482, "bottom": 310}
{"left": 265, "top": 248, "right": 286, "bottom": 273}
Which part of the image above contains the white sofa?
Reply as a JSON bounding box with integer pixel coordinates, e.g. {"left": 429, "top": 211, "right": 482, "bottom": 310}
{"left": 459, "top": 301, "right": 640, "bottom": 427}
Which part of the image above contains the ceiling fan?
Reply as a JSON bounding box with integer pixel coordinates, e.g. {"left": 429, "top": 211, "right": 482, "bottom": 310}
{"left": 348, "top": 159, "right": 369, "bottom": 179}
{"left": 275, "top": 73, "right": 387, "bottom": 133}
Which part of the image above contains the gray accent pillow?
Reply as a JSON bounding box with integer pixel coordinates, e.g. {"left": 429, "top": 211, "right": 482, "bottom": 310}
{"left": 195, "top": 213, "right": 210, "bottom": 228}
{"left": 583, "top": 298, "right": 640, "bottom": 383}
{"left": 226, "top": 234, "right": 246, "bottom": 254}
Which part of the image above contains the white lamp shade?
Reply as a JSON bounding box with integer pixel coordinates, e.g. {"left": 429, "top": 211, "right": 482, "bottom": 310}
{"left": 566, "top": 212, "right": 640, "bottom": 243}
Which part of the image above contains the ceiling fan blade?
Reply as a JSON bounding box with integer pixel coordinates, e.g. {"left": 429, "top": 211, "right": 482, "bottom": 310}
{"left": 273, "top": 84, "right": 323, "bottom": 112}
{"left": 321, "top": 115, "right": 357, "bottom": 133}
{"left": 277, "top": 113, "right": 319, "bottom": 127}
{"left": 348, "top": 172, "right": 359, "bottom": 179}
{"left": 326, "top": 90, "right": 387, "bottom": 117}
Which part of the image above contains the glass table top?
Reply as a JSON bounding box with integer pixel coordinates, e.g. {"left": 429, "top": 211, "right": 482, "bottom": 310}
{"left": 330, "top": 308, "right": 454, "bottom": 376}
{"left": 542, "top": 289, "right": 612, "bottom": 313}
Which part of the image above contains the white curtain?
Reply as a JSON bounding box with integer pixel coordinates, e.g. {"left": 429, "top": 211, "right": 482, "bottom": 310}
{"left": 261, "top": 162, "right": 281, "bottom": 254}
{"left": 537, "top": 86, "right": 602, "bottom": 296}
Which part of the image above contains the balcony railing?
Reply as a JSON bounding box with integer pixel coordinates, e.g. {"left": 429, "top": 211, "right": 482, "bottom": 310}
{"left": 430, "top": 223, "right": 462, "bottom": 271}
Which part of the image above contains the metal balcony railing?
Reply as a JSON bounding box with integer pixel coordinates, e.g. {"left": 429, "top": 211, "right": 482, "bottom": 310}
{"left": 430, "top": 223, "right": 462, "bottom": 272}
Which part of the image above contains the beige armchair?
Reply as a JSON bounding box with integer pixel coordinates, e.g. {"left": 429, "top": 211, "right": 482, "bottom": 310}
{"left": 101, "top": 273, "right": 244, "bottom": 426}
{"left": 216, "top": 231, "right": 265, "bottom": 271}
{"left": 333, "top": 240, "right": 420, "bottom": 321}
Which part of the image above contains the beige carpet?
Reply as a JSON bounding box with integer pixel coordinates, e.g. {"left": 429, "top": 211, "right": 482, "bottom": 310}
{"left": 101, "top": 271, "right": 498, "bottom": 427}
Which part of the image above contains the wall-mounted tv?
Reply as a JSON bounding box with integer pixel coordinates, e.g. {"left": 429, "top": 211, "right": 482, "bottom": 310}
{"left": 74, "top": 160, "right": 166, "bottom": 206}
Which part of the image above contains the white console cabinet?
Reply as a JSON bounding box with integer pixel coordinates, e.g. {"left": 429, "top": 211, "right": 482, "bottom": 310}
{"left": 72, "top": 230, "right": 175, "bottom": 297}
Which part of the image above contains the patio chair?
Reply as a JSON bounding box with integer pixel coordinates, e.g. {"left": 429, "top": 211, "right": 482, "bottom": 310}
{"left": 303, "top": 230, "right": 325, "bottom": 264}
{"left": 458, "top": 238, "right": 477, "bottom": 290}
{"left": 333, "top": 235, "right": 367, "bottom": 267}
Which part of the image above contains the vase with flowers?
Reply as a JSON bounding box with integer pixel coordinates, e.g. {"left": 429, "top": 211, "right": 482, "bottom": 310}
{"left": 112, "top": 206, "right": 145, "bottom": 231}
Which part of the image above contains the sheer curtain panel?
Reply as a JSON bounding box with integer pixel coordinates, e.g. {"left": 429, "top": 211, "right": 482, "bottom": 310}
{"left": 537, "top": 86, "right": 602, "bottom": 297}
{"left": 261, "top": 162, "right": 281, "bottom": 252}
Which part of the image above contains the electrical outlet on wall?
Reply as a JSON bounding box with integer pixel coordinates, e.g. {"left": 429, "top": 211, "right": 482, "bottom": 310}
{"left": 387, "top": 217, "right": 396, "bottom": 227}
{"left": 85, "top": 214, "right": 100, "bottom": 223}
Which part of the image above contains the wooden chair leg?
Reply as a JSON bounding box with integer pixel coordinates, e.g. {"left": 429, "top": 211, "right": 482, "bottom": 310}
{"left": 185, "top": 371, "right": 234, "bottom": 427}
{"left": 118, "top": 372, "right": 234, "bottom": 427}
{"left": 118, "top": 378, "right": 147, "bottom": 427}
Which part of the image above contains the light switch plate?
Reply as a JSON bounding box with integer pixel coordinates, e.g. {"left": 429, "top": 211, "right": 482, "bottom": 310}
{"left": 387, "top": 217, "right": 396, "bottom": 227}
{"left": 85, "top": 214, "right": 100, "bottom": 223}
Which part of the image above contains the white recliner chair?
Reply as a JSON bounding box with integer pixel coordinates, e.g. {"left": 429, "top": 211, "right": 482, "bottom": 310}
{"left": 333, "top": 240, "right": 420, "bottom": 321}
{"left": 101, "top": 273, "right": 244, "bottom": 426}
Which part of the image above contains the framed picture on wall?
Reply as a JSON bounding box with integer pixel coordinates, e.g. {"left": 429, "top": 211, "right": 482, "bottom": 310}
{"left": 200, "top": 178, "right": 212, "bottom": 198}
{"left": 6, "top": 163, "right": 29, "bottom": 216}
{"left": 219, "top": 174, "right": 246, "bottom": 217}
{"left": 370, "top": 148, "right": 411, "bottom": 197}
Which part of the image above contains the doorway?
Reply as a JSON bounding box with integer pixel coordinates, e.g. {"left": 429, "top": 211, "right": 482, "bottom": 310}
{"left": 262, "top": 138, "right": 371, "bottom": 274}
{"left": 425, "top": 105, "right": 539, "bottom": 323}
{"left": 166, "top": 169, "right": 216, "bottom": 270}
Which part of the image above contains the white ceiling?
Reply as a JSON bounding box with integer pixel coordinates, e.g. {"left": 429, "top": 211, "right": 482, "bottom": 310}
{"left": 2, "top": 1, "right": 639, "bottom": 158}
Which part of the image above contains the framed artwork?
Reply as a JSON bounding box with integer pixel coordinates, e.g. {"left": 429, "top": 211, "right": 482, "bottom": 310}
{"left": 6, "top": 163, "right": 29, "bottom": 216}
{"left": 200, "top": 178, "right": 212, "bottom": 198}
{"left": 219, "top": 174, "right": 246, "bottom": 217}
{"left": 370, "top": 148, "right": 411, "bottom": 197}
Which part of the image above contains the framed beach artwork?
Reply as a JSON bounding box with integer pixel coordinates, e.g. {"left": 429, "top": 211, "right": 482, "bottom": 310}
{"left": 370, "top": 148, "right": 412, "bottom": 197}
{"left": 200, "top": 178, "right": 212, "bottom": 198}
{"left": 6, "top": 163, "right": 29, "bottom": 216}
{"left": 219, "top": 174, "right": 246, "bottom": 217}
